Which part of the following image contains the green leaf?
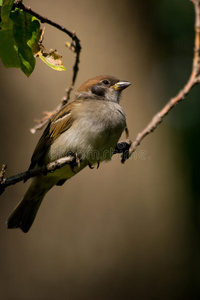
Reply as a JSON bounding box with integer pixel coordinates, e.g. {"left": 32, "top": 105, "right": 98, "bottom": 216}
{"left": 1, "top": 0, "right": 15, "bottom": 22}
{"left": 0, "top": 4, "right": 65, "bottom": 75}
{"left": 9, "top": 8, "right": 41, "bottom": 76}
{"left": 0, "top": 17, "right": 20, "bottom": 68}
{"left": 0, "top": 7, "right": 41, "bottom": 76}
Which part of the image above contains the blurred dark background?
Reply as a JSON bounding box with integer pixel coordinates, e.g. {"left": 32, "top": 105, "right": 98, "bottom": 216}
{"left": 0, "top": 0, "right": 200, "bottom": 299}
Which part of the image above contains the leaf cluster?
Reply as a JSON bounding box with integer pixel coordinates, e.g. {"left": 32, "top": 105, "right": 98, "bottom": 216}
{"left": 0, "top": 0, "right": 66, "bottom": 76}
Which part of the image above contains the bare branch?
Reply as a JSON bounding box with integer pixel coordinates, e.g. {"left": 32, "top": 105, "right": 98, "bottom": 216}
{"left": 0, "top": 156, "right": 75, "bottom": 195}
{"left": 30, "top": 40, "right": 82, "bottom": 134}
{"left": 30, "top": 40, "right": 81, "bottom": 134}
{"left": 0, "top": 142, "right": 130, "bottom": 195}
{"left": 125, "top": 0, "right": 200, "bottom": 159}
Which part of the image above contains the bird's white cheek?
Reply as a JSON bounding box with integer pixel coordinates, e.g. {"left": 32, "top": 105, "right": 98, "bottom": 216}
{"left": 105, "top": 89, "right": 121, "bottom": 103}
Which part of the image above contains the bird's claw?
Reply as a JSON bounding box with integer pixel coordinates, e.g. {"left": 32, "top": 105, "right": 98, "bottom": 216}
{"left": 114, "top": 140, "right": 132, "bottom": 164}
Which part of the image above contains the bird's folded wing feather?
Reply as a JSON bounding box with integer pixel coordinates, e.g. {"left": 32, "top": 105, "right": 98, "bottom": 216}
{"left": 29, "top": 101, "right": 79, "bottom": 169}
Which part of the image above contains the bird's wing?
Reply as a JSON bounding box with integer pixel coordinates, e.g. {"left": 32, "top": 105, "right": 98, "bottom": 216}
{"left": 29, "top": 100, "right": 80, "bottom": 169}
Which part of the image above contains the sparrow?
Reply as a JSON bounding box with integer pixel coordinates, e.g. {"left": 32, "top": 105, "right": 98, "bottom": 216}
{"left": 7, "top": 75, "right": 131, "bottom": 233}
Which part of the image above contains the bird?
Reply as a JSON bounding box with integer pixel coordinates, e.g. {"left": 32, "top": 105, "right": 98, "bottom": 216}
{"left": 7, "top": 75, "right": 131, "bottom": 233}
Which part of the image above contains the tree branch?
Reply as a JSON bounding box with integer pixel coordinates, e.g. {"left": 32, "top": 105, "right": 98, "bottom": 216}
{"left": 12, "top": 1, "right": 81, "bottom": 134}
{"left": 2, "top": 0, "right": 199, "bottom": 193}
{"left": 0, "top": 156, "right": 75, "bottom": 195}
{"left": 126, "top": 0, "right": 200, "bottom": 159}
{"left": 0, "top": 143, "right": 130, "bottom": 195}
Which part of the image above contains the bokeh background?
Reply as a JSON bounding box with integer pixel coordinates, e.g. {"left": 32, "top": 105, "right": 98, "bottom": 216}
{"left": 1, "top": 0, "right": 200, "bottom": 299}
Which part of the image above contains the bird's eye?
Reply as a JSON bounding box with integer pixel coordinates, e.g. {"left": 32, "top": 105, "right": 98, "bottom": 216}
{"left": 102, "top": 79, "right": 110, "bottom": 85}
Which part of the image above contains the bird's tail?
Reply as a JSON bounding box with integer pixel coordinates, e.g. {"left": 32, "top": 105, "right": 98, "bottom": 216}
{"left": 7, "top": 177, "right": 53, "bottom": 233}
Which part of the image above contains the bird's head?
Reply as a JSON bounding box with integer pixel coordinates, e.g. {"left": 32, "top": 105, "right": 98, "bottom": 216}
{"left": 75, "top": 75, "right": 131, "bottom": 103}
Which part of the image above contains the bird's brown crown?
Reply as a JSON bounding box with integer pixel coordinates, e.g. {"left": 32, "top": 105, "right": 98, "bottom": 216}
{"left": 77, "top": 75, "right": 119, "bottom": 92}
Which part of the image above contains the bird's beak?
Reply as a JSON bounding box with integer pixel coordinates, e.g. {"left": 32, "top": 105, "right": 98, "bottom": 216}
{"left": 111, "top": 81, "right": 131, "bottom": 91}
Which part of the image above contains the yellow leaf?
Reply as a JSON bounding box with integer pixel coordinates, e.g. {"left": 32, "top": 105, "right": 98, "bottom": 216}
{"left": 38, "top": 49, "right": 66, "bottom": 71}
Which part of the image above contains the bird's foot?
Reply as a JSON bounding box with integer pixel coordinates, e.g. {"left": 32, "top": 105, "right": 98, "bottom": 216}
{"left": 114, "top": 140, "right": 132, "bottom": 164}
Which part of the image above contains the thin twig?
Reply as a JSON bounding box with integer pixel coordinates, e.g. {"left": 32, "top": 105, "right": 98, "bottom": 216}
{"left": 127, "top": 0, "right": 200, "bottom": 158}
{"left": 30, "top": 41, "right": 81, "bottom": 134}
{"left": 12, "top": 1, "right": 81, "bottom": 134}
